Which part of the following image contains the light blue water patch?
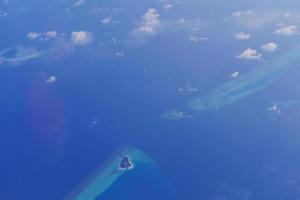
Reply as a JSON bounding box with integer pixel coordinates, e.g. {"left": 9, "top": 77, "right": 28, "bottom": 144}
{"left": 65, "top": 145, "right": 177, "bottom": 200}
{"left": 188, "top": 45, "right": 300, "bottom": 111}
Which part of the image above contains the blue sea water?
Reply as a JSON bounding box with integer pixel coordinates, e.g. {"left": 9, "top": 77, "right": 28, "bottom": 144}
{"left": 1, "top": 0, "right": 300, "bottom": 200}
{"left": 1, "top": 51, "right": 300, "bottom": 200}
{"left": 97, "top": 164, "right": 177, "bottom": 200}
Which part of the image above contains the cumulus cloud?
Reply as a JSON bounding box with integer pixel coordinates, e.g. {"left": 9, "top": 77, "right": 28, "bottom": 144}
{"left": 46, "top": 76, "right": 57, "bottom": 84}
{"left": 261, "top": 42, "right": 278, "bottom": 52}
{"left": 235, "top": 32, "right": 250, "bottom": 40}
{"left": 27, "top": 32, "right": 42, "bottom": 40}
{"left": 227, "top": 10, "right": 283, "bottom": 29}
{"left": 71, "top": 31, "right": 94, "bottom": 45}
{"left": 27, "top": 31, "right": 57, "bottom": 40}
{"left": 229, "top": 71, "right": 240, "bottom": 78}
{"left": 74, "top": 0, "right": 84, "bottom": 7}
{"left": 88, "top": 118, "right": 99, "bottom": 128}
{"left": 101, "top": 17, "right": 112, "bottom": 24}
{"left": 0, "top": 46, "right": 42, "bottom": 66}
{"left": 163, "top": 4, "right": 173, "bottom": 10}
{"left": 274, "top": 25, "right": 298, "bottom": 36}
{"left": 46, "top": 31, "right": 95, "bottom": 58}
{"left": 232, "top": 10, "right": 254, "bottom": 17}
{"left": 172, "top": 17, "right": 204, "bottom": 33}
{"left": 115, "top": 52, "right": 124, "bottom": 57}
{"left": 45, "top": 31, "right": 57, "bottom": 38}
{"left": 188, "top": 36, "right": 208, "bottom": 42}
{"left": 129, "top": 9, "right": 205, "bottom": 45}
{"left": 138, "top": 8, "right": 160, "bottom": 34}
{"left": 236, "top": 48, "right": 262, "bottom": 60}
{"left": 178, "top": 82, "right": 198, "bottom": 93}
{"left": 266, "top": 105, "right": 281, "bottom": 114}
{"left": 129, "top": 8, "right": 161, "bottom": 44}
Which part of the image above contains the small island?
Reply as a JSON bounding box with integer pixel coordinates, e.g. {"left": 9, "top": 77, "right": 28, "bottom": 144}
{"left": 118, "top": 155, "right": 134, "bottom": 170}
{"left": 65, "top": 145, "right": 155, "bottom": 200}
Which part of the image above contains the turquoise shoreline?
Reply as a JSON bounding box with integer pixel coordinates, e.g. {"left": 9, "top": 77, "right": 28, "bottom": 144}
{"left": 65, "top": 145, "right": 155, "bottom": 200}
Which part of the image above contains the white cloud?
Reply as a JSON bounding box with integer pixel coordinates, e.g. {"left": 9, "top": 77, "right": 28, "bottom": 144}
{"left": 27, "top": 32, "right": 42, "bottom": 40}
{"left": 229, "top": 71, "right": 239, "bottom": 78}
{"left": 160, "top": 109, "right": 193, "bottom": 120}
{"left": 177, "top": 18, "right": 186, "bottom": 24}
{"left": 178, "top": 82, "right": 198, "bottom": 93}
{"left": 88, "top": 119, "right": 98, "bottom": 128}
{"left": 261, "top": 42, "right": 278, "bottom": 52}
{"left": 235, "top": 32, "right": 250, "bottom": 40}
{"left": 110, "top": 38, "right": 117, "bottom": 43}
{"left": 74, "top": 0, "right": 84, "bottom": 7}
{"left": 129, "top": 11, "right": 205, "bottom": 45}
{"left": 274, "top": 25, "right": 298, "bottom": 36}
{"left": 163, "top": 4, "right": 173, "bottom": 10}
{"left": 188, "top": 36, "right": 208, "bottom": 42}
{"left": 71, "top": 31, "right": 94, "bottom": 45}
{"left": 237, "top": 48, "right": 262, "bottom": 60}
{"left": 169, "top": 18, "right": 205, "bottom": 34}
{"left": 46, "top": 76, "right": 56, "bottom": 84}
{"left": 101, "top": 17, "right": 112, "bottom": 24}
{"left": 115, "top": 52, "right": 124, "bottom": 57}
{"left": 129, "top": 8, "right": 161, "bottom": 44}
{"left": 27, "top": 31, "right": 57, "bottom": 40}
{"left": 45, "top": 31, "right": 57, "bottom": 38}
{"left": 266, "top": 105, "right": 281, "bottom": 114}
{"left": 138, "top": 8, "right": 160, "bottom": 33}
{"left": 227, "top": 10, "right": 283, "bottom": 29}
{"left": 232, "top": 10, "right": 254, "bottom": 17}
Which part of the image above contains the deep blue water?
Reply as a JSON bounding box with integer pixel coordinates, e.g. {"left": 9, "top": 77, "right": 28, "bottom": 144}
{"left": 1, "top": 0, "right": 300, "bottom": 199}
{"left": 1, "top": 52, "right": 300, "bottom": 200}
{"left": 97, "top": 164, "right": 177, "bottom": 200}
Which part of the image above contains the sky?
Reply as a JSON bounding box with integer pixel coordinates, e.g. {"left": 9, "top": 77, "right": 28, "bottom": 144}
{"left": 1, "top": 0, "right": 300, "bottom": 199}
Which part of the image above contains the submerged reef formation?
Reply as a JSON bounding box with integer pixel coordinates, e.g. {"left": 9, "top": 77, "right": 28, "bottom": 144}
{"left": 188, "top": 45, "right": 300, "bottom": 111}
{"left": 0, "top": 46, "right": 42, "bottom": 65}
{"left": 65, "top": 145, "right": 177, "bottom": 200}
